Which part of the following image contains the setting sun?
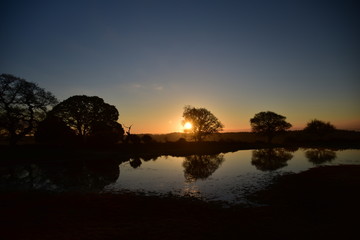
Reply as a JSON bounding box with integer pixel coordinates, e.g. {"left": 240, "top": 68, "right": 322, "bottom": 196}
{"left": 184, "top": 122, "right": 192, "bottom": 130}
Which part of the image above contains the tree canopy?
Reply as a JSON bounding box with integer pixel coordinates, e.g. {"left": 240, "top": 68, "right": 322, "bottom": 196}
{"left": 182, "top": 105, "right": 224, "bottom": 142}
{"left": 49, "top": 95, "right": 124, "bottom": 143}
{"left": 250, "top": 111, "right": 292, "bottom": 143}
{"left": 0, "top": 74, "right": 58, "bottom": 145}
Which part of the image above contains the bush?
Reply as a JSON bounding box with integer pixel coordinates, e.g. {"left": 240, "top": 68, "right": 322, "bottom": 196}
{"left": 304, "top": 119, "right": 336, "bottom": 136}
{"left": 141, "top": 135, "right": 153, "bottom": 144}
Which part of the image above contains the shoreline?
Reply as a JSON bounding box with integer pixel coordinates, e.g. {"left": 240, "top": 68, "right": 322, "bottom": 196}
{"left": 1, "top": 141, "right": 359, "bottom": 164}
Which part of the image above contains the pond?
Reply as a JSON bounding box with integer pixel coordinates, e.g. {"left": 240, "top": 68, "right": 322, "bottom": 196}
{"left": 104, "top": 148, "right": 360, "bottom": 205}
{"left": 1, "top": 148, "right": 360, "bottom": 205}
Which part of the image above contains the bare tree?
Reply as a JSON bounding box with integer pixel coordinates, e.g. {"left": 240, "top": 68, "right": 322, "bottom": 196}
{"left": 123, "top": 124, "right": 133, "bottom": 136}
{"left": 0, "top": 74, "right": 58, "bottom": 145}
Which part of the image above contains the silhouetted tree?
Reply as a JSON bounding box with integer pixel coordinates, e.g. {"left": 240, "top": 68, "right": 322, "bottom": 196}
{"left": 35, "top": 115, "right": 77, "bottom": 144}
{"left": 250, "top": 111, "right": 292, "bottom": 143}
{"left": 305, "top": 148, "right": 337, "bottom": 165}
{"left": 182, "top": 105, "right": 224, "bottom": 142}
{"left": 49, "top": 95, "right": 123, "bottom": 143}
{"left": 304, "top": 119, "right": 336, "bottom": 136}
{"left": 123, "top": 124, "right": 136, "bottom": 143}
{"left": 0, "top": 74, "right": 58, "bottom": 145}
{"left": 183, "top": 154, "right": 224, "bottom": 181}
{"left": 251, "top": 148, "right": 293, "bottom": 171}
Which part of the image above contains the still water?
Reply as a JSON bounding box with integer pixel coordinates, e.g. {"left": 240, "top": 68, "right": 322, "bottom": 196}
{"left": 103, "top": 148, "right": 360, "bottom": 204}
{"left": 2, "top": 148, "right": 359, "bottom": 205}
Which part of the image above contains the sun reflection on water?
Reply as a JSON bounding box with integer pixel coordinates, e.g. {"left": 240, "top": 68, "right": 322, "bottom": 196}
{"left": 181, "top": 182, "right": 202, "bottom": 199}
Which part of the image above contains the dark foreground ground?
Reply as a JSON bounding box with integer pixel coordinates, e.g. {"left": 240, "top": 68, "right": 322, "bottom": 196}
{"left": 1, "top": 165, "right": 360, "bottom": 240}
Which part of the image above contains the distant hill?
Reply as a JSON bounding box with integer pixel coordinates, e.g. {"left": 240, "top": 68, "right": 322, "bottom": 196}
{"left": 138, "top": 132, "right": 274, "bottom": 143}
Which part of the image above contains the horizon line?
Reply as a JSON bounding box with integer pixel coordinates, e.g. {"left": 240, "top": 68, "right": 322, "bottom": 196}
{"left": 132, "top": 128, "right": 360, "bottom": 135}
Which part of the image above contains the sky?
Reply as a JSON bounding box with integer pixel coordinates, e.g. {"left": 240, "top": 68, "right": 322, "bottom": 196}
{"left": 1, "top": 0, "right": 360, "bottom": 133}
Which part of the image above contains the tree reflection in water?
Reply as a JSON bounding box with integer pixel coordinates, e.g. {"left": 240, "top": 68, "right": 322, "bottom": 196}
{"left": 183, "top": 154, "right": 225, "bottom": 182}
{"left": 0, "top": 159, "right": 120, "bottom": 192}
{"left": 141, "top": 155, "right": 159, "bottom": 162}
{"left": 305, "top": 148, "right": 337, "bottom": 165}
{"left": 128, "top": 155, "right": 158, "bottom": 169}
{"left": 251, "top": 148, "right": 293, "bottom": 171}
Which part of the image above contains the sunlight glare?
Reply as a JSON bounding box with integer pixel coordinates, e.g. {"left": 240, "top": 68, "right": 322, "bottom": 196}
{"left": 184, "top": 122, "right": 192, "bottom": 130}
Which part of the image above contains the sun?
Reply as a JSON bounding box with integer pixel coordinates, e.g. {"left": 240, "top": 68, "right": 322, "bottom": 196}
{"left": 184, "top": 122, "right": 192, "bottom": 130}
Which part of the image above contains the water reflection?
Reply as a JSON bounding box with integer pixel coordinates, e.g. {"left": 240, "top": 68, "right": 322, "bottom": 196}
{"left": 182, "top": 182, "right": 202, "bottom": 198}
{"left": 0, "top": 159, "right": 120, "bottom": 192}
{"left": 183, "top": 154, "right": 225, "bottom": 182}
{"left": 251, "top": 148, "right": 293, "bottom": 171}
{"left": 305, "top": 148, "right": 337, "bottom": 165}
{"left": 127, "top": 155, "right": 159, "bottom": 168}
{"left": 141, "top": 155, "right": 159, "bottom": 162}
{"left": 3, "top": 149, "right": 360, "bottom": 205}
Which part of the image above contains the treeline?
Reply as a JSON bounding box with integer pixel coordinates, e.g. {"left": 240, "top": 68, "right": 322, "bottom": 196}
{"left": 0, "top": 74, "right": 128, "bottom": 146}
{"left": 1, "top": 73, "right": 358, "bottom": 147}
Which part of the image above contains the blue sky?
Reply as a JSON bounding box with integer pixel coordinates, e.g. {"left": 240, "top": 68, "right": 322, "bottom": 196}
{"left": 1, "top": 0, "right": 359, "bottom": 133}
